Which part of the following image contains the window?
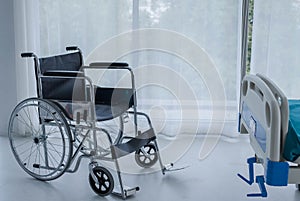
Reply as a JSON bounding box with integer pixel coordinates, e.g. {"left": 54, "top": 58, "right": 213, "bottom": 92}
{"left": 251, "top": 0, "right": 300, "bottom": 98}
{"left": 17, "top": 0, "right": 240, "bottom": 136}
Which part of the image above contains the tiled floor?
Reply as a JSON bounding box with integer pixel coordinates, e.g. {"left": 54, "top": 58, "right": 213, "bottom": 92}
{"left": 1, "top": 135, "right": 300, "bottom": 201}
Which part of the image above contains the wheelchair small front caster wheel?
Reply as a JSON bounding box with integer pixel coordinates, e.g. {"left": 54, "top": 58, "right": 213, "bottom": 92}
{"left": 135, "top": 143, "right": 158, "bottom": 168}
{"left": 89, "top": 166, "right": 114, "bottom": 196}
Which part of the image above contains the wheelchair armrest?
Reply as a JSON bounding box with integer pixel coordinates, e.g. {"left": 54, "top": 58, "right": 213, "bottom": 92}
{"left": 83, "top": 63, "right": 137, "bottom": 111}
{"left": 89, "top": 62, "right": 129, "bottom": 68}
{"left": 88, "top": 63, "right": 132, "bottom": 71}
{"left": 43, "top": 70, "right": 84, "bottom": 77}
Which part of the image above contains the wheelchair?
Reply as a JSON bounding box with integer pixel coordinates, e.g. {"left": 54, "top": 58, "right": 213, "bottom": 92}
{"left": 8, "top": 46, "right": 173, "bottom": 198}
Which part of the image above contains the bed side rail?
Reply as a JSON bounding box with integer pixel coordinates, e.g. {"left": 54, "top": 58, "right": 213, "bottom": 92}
{"left": 238, "top": 74, "right": 289, "bottom": 198}
{"left": 256, "top": 74, "right": 289, "bottom": 154}
{"left": 240, "top": 74, "right": 281, "bottom": 162}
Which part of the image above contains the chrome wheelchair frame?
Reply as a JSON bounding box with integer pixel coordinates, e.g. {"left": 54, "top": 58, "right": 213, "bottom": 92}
{"left": 8, "top": 47, "right": 173, "bottom": 199}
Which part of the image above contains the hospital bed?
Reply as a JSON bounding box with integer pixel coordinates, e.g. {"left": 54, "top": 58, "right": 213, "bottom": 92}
{"left": 8, "top": 47, "right": 174, "bottom": 199}
{"left": 238, "top": 73, "right": 300, "bottom": 197}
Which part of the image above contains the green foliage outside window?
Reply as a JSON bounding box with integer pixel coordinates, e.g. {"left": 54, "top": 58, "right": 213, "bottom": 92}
{"left": 246, "top": 0, "right": 254, "bottom": 73}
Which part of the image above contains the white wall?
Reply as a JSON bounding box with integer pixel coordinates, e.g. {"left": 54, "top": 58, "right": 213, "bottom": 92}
{"left": 0, "top": 0, "right": 17, "bottom": 136}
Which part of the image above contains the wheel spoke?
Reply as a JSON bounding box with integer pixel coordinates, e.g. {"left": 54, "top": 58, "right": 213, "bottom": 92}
{"left": 8, "top": 98, "right": 72, "bottom": 181}
{"left": 16, "top": 116, "right": 35, "bottom": 134}
{"left": 103, "top": 182, "right": 109, "bottom": 190}
{"left": 11, "top": 137, "right": 32, "bottom": 148}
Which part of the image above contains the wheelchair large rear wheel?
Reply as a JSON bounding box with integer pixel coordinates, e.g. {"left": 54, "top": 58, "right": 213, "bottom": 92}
{"left": 8, "top": 98, "right": 73, "bottom": 181}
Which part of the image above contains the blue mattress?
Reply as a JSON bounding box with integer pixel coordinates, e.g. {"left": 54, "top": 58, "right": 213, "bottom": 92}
{"left": 283, "top": 100, "right": 300, "bottom": 162}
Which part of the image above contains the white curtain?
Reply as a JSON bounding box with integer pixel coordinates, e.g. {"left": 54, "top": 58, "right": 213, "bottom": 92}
{"left": 14, "top": 0, "right": 40, "bottom": 101}
{"left": 135, "top": 0, "right": 240, "bottom": 137}
{"left": 251, "top": 0, "right": 300, "bottom": 99}
{"left": 13, "top": 0, "right": 241, "bottom": 137}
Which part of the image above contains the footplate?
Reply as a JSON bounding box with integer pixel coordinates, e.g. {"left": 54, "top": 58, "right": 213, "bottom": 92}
{"left": 111, "top": 128, "right": 156, "bottom": 159}
{"left": 162, "top": 163, "right": 189, "bottom": 174}
{"left": 112, "top": 185, "right": 140, "bottom": 199}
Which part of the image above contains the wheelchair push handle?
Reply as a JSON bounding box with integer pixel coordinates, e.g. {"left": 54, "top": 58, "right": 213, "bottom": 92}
{"left": 66, "top": 46, "right": 79, "bottom": 51}
{"left": 21, "top": 52, "right": 35, "bottom": 58}
{"left": 21, "top": 52, "right": 39, "bottom": 63}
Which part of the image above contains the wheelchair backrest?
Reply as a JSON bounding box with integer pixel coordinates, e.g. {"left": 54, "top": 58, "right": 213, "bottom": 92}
{"left": 38, "top": 51, "right": 85, "bottom": 102}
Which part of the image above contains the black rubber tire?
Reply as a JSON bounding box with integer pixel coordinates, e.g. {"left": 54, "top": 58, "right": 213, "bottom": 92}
{"left": 135, "top": 143, "right": 158, "bottom": 168}
{"left": 89, "top": 166, "right": 114, "bottom": 196}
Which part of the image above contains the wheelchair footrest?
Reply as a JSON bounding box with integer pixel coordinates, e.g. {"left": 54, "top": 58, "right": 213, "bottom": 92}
{"left": 162, "top": 163, "right": 189, "bottom": 174}
{"left": 111, "top": 128, "right": 156, "bottom": 159}
{"left": 112, "top": 185, "right": 140, "bottom": 199}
